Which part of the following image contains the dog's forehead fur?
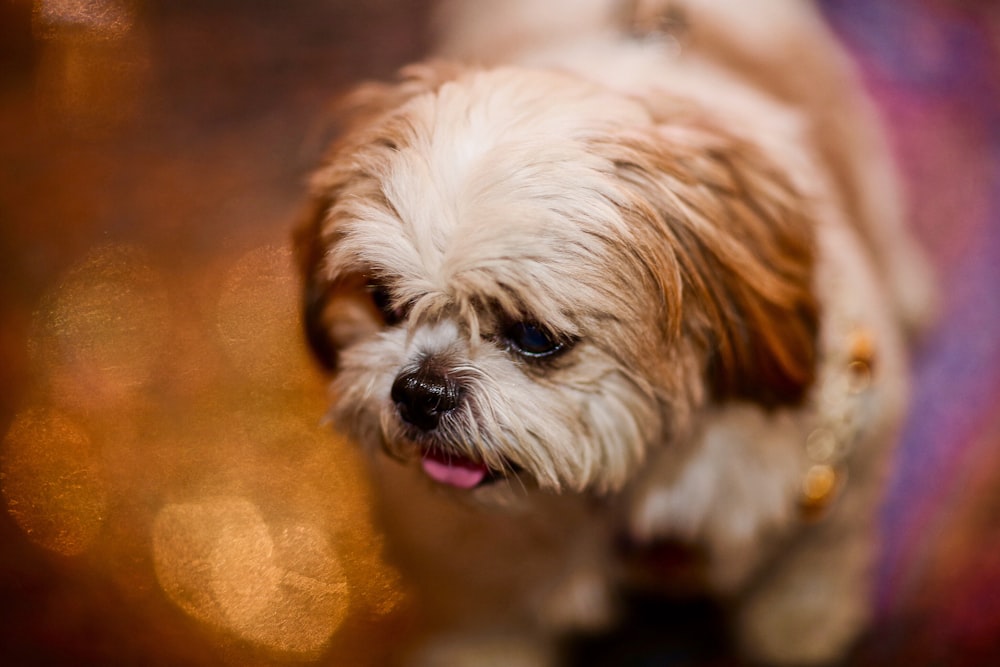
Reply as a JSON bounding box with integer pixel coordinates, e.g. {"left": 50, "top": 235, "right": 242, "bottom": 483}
{"left": 321, "top": 68, "right": 658, "bottom": 334}
{"left": 306, "top": 62, "right": 820, "bottom": 409}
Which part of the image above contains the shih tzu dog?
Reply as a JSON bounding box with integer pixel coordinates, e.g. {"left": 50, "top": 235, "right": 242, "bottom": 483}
{"left": 294, "top": 0, "right": 934, "bottom": 664}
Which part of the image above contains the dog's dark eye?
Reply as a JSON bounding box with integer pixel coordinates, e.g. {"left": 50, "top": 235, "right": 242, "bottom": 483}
{"left": 503, "top": 321, "right": 566, "bottom": 359}
{"left": 368, "top": 282, "right": 407, "bottom": 326}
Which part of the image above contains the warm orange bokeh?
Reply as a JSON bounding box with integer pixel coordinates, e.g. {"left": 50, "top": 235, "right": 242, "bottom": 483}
{"left": 1, "top": 1, "right": 428, "bottom": 663}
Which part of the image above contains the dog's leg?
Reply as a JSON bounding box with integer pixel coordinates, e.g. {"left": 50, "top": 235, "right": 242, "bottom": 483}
{"left": 408, "top": 632, "right": 557, "bottom": 667}
{"left": 733, "top": 490, "right": 880, "bottom": 665}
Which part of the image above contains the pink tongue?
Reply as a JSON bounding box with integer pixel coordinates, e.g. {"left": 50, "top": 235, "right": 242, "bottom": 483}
{"left": 420, "top": 452, "right": 488, "bottom": 489}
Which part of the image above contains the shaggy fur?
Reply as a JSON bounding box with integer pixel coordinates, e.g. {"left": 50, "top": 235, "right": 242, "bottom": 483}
{"left": 295, "top": 1, "right": 933, "bottom": 664}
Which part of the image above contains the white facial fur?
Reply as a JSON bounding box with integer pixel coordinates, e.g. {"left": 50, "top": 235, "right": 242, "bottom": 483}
{"left": 313, "top": 68, "right": 705, "bottom": 494}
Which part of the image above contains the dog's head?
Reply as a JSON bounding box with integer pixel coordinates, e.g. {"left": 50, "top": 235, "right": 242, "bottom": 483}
{"left": 295, "top": 64, "right": 818, "bottom": 495}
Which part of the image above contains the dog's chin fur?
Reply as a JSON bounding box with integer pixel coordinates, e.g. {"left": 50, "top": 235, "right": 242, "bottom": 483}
{"left": 295, "top": 1, "right": 934, "bottom": 664}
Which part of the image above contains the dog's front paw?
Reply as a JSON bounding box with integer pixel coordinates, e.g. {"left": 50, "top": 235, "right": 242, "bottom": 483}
{"left": 536, "top": 566, "right": 615, "bottom": 633}
{"left": 734, "top": 536, "right": 872, "bottom": 666}
{"left": 629, "top": 404, "right": 807, "bottom": 592}
{"left": 410, "top": 633, "right": 555, "bottom": 667}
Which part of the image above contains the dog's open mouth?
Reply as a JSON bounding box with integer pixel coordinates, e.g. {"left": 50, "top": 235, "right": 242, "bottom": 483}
{"left": 419, "top": 448, "right": 510, "bottom": 489}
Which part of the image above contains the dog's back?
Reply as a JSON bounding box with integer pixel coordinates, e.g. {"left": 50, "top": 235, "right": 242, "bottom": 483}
{"left": 435, "top": 0, "right": 935, "bottom": 336}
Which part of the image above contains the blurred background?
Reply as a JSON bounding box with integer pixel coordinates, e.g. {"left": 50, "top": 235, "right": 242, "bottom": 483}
{"left": 1, "top": 0, "right": 998, "bottom": 664}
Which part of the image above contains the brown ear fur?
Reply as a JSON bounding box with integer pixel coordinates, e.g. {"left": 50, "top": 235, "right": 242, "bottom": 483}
{"left": 293, "top": 61, "right": 468, "bottom": 371}
{"left": 599, "top": 120, "right": 819, "bottom": 407}
{"left": 293, "top": 193, "right": 341, "bottom": 370}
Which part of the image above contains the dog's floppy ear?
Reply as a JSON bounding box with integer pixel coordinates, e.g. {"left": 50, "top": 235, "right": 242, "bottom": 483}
{"left": 293, "top": 193, "right": 341, "bottom": 371}
{"left": 294, "top": 61, "right": 468, "bottom": 371}
{"left": 601, "top": 119, "right": 819, "bottom": 408}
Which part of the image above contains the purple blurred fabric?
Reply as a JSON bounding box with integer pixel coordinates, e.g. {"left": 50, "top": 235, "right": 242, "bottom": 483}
{"left": 820, "top": 1, "right": 1000, "bottom": 663}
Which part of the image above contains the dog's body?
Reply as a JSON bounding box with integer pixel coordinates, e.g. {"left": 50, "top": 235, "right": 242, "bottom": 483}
{"left": 295, "top": 1, "right": 934, "bottom": 664}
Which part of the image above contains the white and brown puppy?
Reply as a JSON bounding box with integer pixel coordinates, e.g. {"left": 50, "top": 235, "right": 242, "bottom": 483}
{"left": 295, "top": 0, "right": 933, "bottom": 664}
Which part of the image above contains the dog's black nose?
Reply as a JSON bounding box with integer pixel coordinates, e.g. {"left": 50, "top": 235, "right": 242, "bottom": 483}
{"left": 391, "top": 366, "right": 461, "bottom": 431}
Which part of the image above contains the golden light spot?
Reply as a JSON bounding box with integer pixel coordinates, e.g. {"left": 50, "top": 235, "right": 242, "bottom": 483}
{"left": 216, "top": 244, "right": 311, "bottom": 387}
{"left": 29, "top": 243, "right": 170, "bottom": 410}
{"left": 846, "top": 327, "right": 876, "bottom": 394}
{"left": 1, "top": 407, "right": 108, "bottom": 556}
{"left": 847, "top": 328, "right": 875, "bottom": 367}
{"left": 33, "top": 0, "right": 135, "bottom": 38}
{"left": 153, "top": 497, "right": 350, "bottom": 656}
{"left": 805, "top": 427, "right": 837, "bottom": 463}
{"left": 802, "top": 464, "right": 837, "bottom": 502}
{"left": 33, "top": 0, "right": 148, "bottom": 137}
{"left": 799, "top": 464, "right": 844, "bottom": 521}
{"left": 219, "top": 403, "right": 407, "bottom": 619}
{"left": 846, "top": 360, "right": 872, "bottom": 394}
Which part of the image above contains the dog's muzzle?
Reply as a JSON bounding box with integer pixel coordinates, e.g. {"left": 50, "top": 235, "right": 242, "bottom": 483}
{"left": 390, "top": 365, "right": 461, "bottom": 432}
{"left": 389, "top": 362, "right": 512, "bottom": 489}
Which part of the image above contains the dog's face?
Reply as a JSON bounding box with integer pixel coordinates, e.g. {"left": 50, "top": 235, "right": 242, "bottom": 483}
{"left": 296, "top": 65, "right": 818, "bottom": 495}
